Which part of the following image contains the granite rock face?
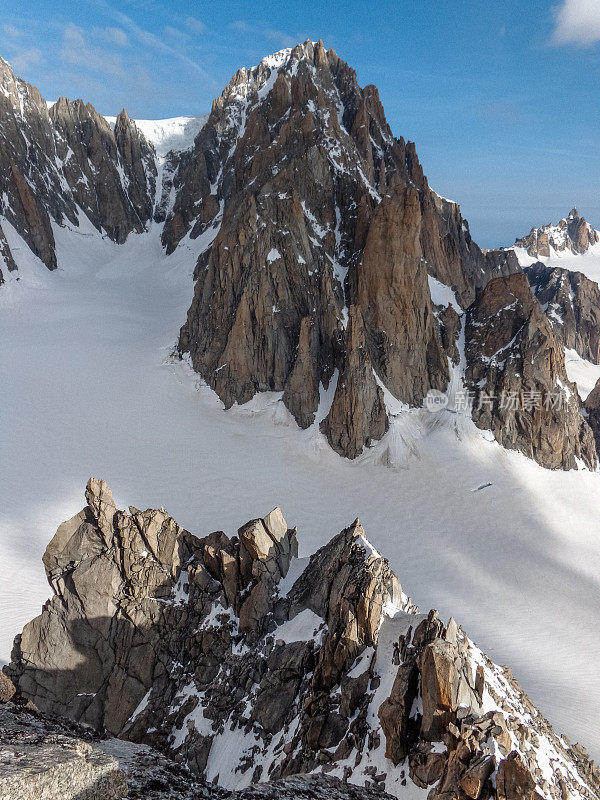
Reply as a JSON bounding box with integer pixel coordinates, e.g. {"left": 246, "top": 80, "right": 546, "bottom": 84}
{"left": 171, "top": 40, "right": 516, "bottom": 458}
{"left": 584, "top": 378, "right": 600, "bottom": 453}
{"left": 7, "top": 480, "right": 600, "bottom": 800}
{"left": 525, "top": 261, "right": 600, "bottom": 364}
{"left": 465, "top": 272, "right": 596, "bottom": 470}
{"left": 320, "top": 305, "right": 388, "bottom": 457}
{"left": 0, "top": 55, "right": 156, "bottom": 272}
{"left": 515, "top": 208, "right": 599, "bottom": 258}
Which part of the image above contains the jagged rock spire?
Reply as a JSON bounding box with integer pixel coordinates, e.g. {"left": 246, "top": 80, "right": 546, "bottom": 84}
{"left": 6, "top": 480, "right": 600, "bottom": 800}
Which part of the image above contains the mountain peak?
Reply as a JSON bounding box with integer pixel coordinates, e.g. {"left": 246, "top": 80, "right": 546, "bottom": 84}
{"left": 514, "top": 208, "right": 599, "bottom": 257}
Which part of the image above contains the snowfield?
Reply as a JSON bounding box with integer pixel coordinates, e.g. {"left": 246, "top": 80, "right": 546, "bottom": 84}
{"left": 103, "top": 113, "right": 209, "bottom": 159}
{"left": 514, "top": 240, "right": 600, "bottom": 285}
{"left": 2, "top": 218, "right": 600, "bottom": 763}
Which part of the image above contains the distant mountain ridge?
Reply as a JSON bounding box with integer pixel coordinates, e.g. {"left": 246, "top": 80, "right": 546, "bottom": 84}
{"left": 514, "top": 208, "right": 599, "bottom": 259}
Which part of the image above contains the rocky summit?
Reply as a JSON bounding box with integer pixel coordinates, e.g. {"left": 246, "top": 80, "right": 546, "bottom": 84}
{"left": 170, "top": 41, "right": 517, "bottom": 455}
{"left": 4, "top": 478, "right": 600, "bottom": 800}
{"left": 514, "top": 209, "right": 600, "bottom": 259}
{"left": 0, "top": 42, "right": 598, "bottom": 470}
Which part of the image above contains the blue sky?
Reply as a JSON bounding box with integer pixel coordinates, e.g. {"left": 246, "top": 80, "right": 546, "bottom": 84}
{"left": 1, "top": 0, "right": 599, "bottom": 248}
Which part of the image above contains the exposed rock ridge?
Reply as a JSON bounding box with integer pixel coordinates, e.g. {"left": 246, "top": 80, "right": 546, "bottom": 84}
{"left": 0, "top": 55, "right": 157, "bottom": 271}
{"left": 7, "top": 480, "right": 600, "bottom": 800}
{"left": 514, "top": 208, "right": 599, "bottom": 258}
{"left": 525, "top": 261, "right": 600, "bottom": 364}
{"left": 170, "top": 40, "right": 517, "bottom": 458}
{"left": 465, "top": 272, "right": 596, "bottom": 470}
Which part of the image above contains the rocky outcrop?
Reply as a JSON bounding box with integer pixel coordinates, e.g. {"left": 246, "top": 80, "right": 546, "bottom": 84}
{"left": 0, "top": 55, "right": 156, "bottom": 271}
{"left": 172, "top": 40, "right": 516, "bottom": 458}
{"left": 515, "top": 208, "right": 599, "bottom": 258}
{"left": 0, "top": 700, "right": 128, "bottom": 800}
{"left": 525, "top": 261, "right": 600, "bottom": 363}
{"left": 357, "top": 187, "right": 450, "bottom": 403}
{"left": 7, "top": 480, "right": 600, "bottom": 800}
{"left": 320, "top": 305, "right": 388, "bottom": 457}
{"left": 584, "top": 378, "right": 600, "bottom": 452}
{"left": 0, "top": 56, "right": 60, "bottom": 270}
{"left": 0, "top": 220, "right": 17, "bottom": 284}
{"left": 465, "top": 272, "right": 597, "bottom": 470}
{"left": 49, "top": 98, "right": 155, "bottom": 243}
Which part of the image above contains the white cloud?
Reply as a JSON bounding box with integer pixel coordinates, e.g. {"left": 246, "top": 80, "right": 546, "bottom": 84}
{"left": 86, "top": 0, "right": 211, "bottom": 80}
{"left": 164, "top": 25, "right": 190, "bottom": 42}
{"left": 228, "top": 20, "right": 297, "bottom": 48}
{"left": 9, "top": 47, "right": 42, "bottom": 74}
{"left": 185, "top": 16, "right": 206, "bottom": 35}
{"left": 2, "top": 24, "right": 22, "bottom": 39}
{"left": 101, "top": 26, "right": 128, "bottom": 47}
{"left": 60, "top": 23, "right": 125, "bottom": 78}
{"left": 552, "top": 0, "right": 600, "bottom": 46}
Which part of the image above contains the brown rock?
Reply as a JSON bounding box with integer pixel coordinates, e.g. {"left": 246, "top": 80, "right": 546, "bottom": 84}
{"left": 320, "top": 305, "right": 388, "bottom": 458}
{"left": 465, "top": 272, "right": 596, "bottom": 470}
{"left": 460, "top": 754, "right": 495, "bottom": 798}
{"left": 526, "top": 262, "right": 600, "bottom": 364}
{"left": 282, "top": 317, "right": 321, "bottom": 428}
{"left": 584, "top": 377, "right": 600, "bottom": 453}
{"left": 378, "top": 662, "right": 418, "bottom": 765}
{"left": 357, "top": 187, "right": 449, "bottom": 404}
{"left": 497, "top": 751, "right": 539, "bottom": 800}
{"left": 420, "top": 639, "right": 459, "bottom": 741}
{"left": 0, "top": 670, "right": 16, "bottom": 702}
{"left": 409, "top": 747, "right": 447, "bottom": 787}
{"left": 515, "top": 209, "right": 599, "bottom": 258}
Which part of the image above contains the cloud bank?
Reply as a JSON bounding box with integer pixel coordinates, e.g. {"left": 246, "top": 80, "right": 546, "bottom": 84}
{"left": 552, "top": 0, "right": 600, "bottom": 46}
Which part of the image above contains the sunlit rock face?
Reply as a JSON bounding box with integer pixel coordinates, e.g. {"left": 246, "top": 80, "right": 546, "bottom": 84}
{"left": 7, "top": 479, "right": 600, "bottom": 800}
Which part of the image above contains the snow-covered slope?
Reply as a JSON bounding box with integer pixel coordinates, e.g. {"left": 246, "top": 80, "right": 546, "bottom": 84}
{"left": 103, "top": 113, "right": 208, "bottom": 159}
{"left": 1, "top": 218, "right": 600, "bottom": 762}
{"left": 512, "top": 208, "right": 600, "bottom": 285}
{"left": 565, "top": 348, "right": 600, "bottom": 400}
{"left": 515, "top": 240, "right": 600, "bottom": 284}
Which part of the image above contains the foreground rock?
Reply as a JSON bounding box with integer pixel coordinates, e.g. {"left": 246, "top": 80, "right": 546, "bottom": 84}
{"left": 465, "top": 272, "right": 596, "bottom": 470}
{"left": 0, "top": 700, "right": 128, "bottom": 800}
{"left": 1, "top": 695, "right": 395, "bottom": 800}
{"left": 7, "top": 479, "right": 600, "bottom": 800}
